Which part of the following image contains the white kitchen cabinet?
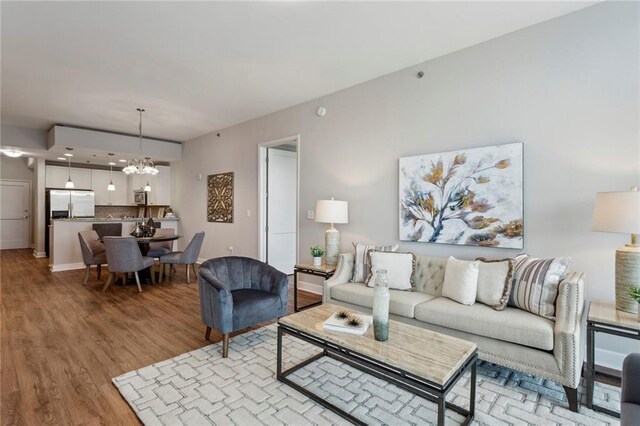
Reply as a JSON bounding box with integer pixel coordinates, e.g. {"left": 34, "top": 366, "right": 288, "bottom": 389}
{"left": 45, "top": 165, "right": 92, "bottom": 189}
{"left": 155, "top": 165, "right": 172, "bottom": 206}
{"left": 128, "top": 174, "right": 158, "bottom": 204}
{"left": 91, "top": 169, "right": 128, "bottom": 205}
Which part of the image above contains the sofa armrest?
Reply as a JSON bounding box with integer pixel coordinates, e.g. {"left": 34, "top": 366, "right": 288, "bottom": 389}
{"left": 553, "top": 272, "right": 585, "bottom": 388}
{"left": 198, "top": 267, "right": 234, "bottom": 333}
{"left": 323, "top": 253, "right": 354, "bottom": 302}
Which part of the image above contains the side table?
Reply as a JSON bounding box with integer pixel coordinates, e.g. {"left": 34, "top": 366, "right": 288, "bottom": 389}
{"left": 293, "top": 263, "right": 335, "bottom": 312}
{"left": 586, "top": 299, "right": 640, "bottom": 417}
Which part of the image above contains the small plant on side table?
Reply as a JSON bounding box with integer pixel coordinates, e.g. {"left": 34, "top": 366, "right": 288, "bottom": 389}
{"left": 310, "top": 246, "right": 325, "bottom": 267}
{"left": 629, "top": 287, "right": 640, "bottom": 321}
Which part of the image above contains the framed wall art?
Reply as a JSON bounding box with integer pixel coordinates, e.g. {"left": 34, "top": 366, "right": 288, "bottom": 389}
{"left": 399, "top": 142, "right": 523, "bottom": 248}
{"left": 207, "top": 172, "right": 234, "bottom": 223}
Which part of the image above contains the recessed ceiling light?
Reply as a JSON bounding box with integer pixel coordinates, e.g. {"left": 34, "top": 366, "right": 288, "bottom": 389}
{"left": 1, "top": 149, "right": 24, "bottom": 158}
{"left": 119, "top": 159, "right": 127, "bottom": 163}
{"left": 64, "top": 153, "right": 73, "bottom": 157}
{"left": 108, "top": 162, "right": 116, "bottom": 166}
{"left": 57, "top": 157, "right": 66, "bottom": 161}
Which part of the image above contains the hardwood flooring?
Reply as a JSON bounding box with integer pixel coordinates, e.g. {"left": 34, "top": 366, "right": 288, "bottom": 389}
{"left": 0, "top": 249, "right": 321, "bottom": 425}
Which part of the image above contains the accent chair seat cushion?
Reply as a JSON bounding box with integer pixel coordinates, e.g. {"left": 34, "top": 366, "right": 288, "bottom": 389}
{"left": 622, "top": 402, "right": 640, "bottom": 426}
{"left": 231, "top": 289, "right": 282, "bottom": 330}
{"left": 414, "top": 297, "right": 555, "bottom": 351}
{"left": 330, "top": 283, "right": 435, "bottom": 318}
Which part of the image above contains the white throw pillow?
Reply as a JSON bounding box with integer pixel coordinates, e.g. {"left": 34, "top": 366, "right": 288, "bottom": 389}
{"left": 475, "top": 258, "right": 515, "bottom": 310}
{"left": 442, "top": 257, "right": 480, "bottom": 305}
{"left": 366, "top": 251, "right": 415, "bottom": 290}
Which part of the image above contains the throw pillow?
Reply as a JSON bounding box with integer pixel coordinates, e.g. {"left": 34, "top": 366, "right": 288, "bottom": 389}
{"left": 475, "top": 258, "right": 515, "bottom": 310}
{"left": 89, "top": 239, "right": 105, "bottom": 255}
{"left": 365, "top": 251, "right": 415, "bottom": 290}
{"left": 441, "top": 257, "right": 480, "bottom": 306}
{"left": 351, "top": 242, "right": 399, "bottom": 283}
{"left": 509, "top": 254, "right": 571, "bottom": 320}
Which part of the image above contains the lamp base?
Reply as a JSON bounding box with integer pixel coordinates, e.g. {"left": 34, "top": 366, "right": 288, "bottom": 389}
{"left": 325, "top": 228, "right": 340, "bottom": 266}
{"left": 615, "top": 245, "right": 640, "bottom": 314}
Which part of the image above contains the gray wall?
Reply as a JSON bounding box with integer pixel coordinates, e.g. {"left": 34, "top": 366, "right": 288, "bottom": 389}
{"left": 174, "top": 3, "right": 639, "bottom": 363}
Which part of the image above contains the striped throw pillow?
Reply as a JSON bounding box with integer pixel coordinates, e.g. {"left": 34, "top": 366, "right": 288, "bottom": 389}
{"left": 351, "top": 242, "right": 399, "bottom": 283}
{"left": 509, "top": 254, "right": 571, "bottom": 320}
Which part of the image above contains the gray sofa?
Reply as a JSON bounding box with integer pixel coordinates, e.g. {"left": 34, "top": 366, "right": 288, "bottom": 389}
{"left": 324, "top": 252, "right": 585, "bottom": 411}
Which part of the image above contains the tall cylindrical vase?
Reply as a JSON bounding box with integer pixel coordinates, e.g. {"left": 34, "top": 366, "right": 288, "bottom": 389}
{"left": 372, "top": 269, "right": 390, "bottom": 341}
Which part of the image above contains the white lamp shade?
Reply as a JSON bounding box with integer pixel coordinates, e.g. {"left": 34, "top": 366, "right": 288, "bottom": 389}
{"left": 592, "top": 191, "right": 640, "bottom": 234}
{"left": 107, "top": 181, "right": 116, "bottom": 191}
{"left": 65, "top": 178, "right": 74, "bottom": 189}
{"left": 315, "top": 199, "right": 348, "bottom": 224}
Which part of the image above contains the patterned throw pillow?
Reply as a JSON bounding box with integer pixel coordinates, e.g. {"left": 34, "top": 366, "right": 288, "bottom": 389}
{"left": 351, "top": 242, "right": 399, "bottom": 283}
{"left": 509, "top": 254, "right": 571, "bottom": 320}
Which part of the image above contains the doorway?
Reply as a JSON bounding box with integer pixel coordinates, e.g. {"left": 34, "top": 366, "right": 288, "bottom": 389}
{"left": 258, "top": 136, "right": 299, "bottom": 275}
{"left": 0, "top": 180, "right": 31, "bottom": 249}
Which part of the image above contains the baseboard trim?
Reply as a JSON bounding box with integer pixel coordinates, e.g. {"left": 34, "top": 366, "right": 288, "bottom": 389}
{"left": 197, "top": 257, "right": 206, "bottom": 265}
{"left": 51, "top": 262, "right": 86, "bottom": 272}
{"left": 33, "top": 250, "right": 47, "bottom": 258}
{"left": 595, "top": 348, "right": 627, "bottom": 371}
{"left": 298, "top": 280, "right": 322, "bottom": 295}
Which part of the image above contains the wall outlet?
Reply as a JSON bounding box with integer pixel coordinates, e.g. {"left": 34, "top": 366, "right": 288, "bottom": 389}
{"left": 307, "top": 210, "right": 315, "bottom": 220}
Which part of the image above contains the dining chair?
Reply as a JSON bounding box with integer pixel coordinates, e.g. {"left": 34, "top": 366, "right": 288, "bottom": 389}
{"left": 198, "top": 256, "right": 288, "bottom": 357}
{"left": 147, "top": 228, "right": 175, "bottom": 258}
{"left": 103, "top": 236, "right": 155, "bottom": 293}
{"left": 78, "top": 230, "right": 107, "bottom": 285}
{"left": 159, "top": 232, "right": 205, "bottom": 284}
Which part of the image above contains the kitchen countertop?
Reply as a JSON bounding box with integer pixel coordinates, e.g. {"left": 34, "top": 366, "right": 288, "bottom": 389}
{"left": 53, "top": 217, "right": 180, "bottom": 222}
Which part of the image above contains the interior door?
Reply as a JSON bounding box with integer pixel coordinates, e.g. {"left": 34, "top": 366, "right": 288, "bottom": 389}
{"left": 0, "top": 180, "right": 31, "bottom": 249}
{"left": 266, "top": 148, "right": 297, "bottom": 274}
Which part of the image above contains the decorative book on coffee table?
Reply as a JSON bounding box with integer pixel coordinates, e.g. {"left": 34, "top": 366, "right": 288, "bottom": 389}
{"left": 322, "top": 312, "right": 372, "bottom": 335}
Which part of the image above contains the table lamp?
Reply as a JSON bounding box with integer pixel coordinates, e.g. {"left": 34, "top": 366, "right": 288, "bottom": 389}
{"left": 592, "top": 186, "right": 640, "bottom": 313}
{"left": 315, "top": 198, "right": 348, "bottom": 266}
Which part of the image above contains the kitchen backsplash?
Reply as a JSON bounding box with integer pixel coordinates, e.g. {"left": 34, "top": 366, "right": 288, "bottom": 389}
{"left": 95, "top": 205, "right": 172, "bottom": 218}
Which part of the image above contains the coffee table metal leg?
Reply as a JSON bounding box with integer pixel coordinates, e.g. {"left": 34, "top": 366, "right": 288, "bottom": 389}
{"left": 438, "top": 396, "right": 445, "bottom": 425}
{"left": 470, "top": 360, "right": 476, "bottom": 416}
{"left": 293, "top": 271, "right": 299, "bottom": 312}
{"left": 277, "top": 326, "right": 283, "bottom": 378}
{"left": 586, "top": 322, "right": 594, "bottom": 409}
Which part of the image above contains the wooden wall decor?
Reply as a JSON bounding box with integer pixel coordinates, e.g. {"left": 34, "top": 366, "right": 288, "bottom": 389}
{"left": 207, "top": 172, "right": 234, "bottom": 223}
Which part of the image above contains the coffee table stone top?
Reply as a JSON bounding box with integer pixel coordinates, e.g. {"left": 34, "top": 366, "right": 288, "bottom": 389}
{"left": 279, "top": 303, "right": 477, "bottom": 386}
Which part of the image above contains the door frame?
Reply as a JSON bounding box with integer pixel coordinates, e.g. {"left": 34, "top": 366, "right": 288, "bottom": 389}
{"left": 257, "top": 135, "right": 300, "bottom": 266}
{"left": 0, "top": 179, "right": 32, "bottom": 249}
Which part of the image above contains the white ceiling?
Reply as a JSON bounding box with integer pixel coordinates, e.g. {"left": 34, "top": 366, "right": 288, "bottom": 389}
{"left": 1, "top": 1, "right": 598, "bottom": 142}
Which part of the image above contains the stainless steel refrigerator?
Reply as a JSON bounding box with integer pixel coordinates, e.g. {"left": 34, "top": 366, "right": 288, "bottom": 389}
{"left": 45, "top": 189, "right": 95, "bottom": 256}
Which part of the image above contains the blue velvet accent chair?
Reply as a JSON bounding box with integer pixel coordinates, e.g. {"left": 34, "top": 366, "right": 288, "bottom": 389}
{"left": 621, "top": 353, "right": 640, "bottom": 426}
{"left": 198, "top": 256, "right": 288, "bottom": 357}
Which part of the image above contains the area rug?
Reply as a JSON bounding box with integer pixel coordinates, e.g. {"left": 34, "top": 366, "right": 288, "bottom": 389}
{"left": 113, "top": 325, "right": 620, "bottom": 425}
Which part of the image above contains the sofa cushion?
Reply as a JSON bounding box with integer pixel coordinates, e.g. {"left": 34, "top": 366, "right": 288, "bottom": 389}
{"left": 331, "top": 283, "right": 435, "bottom": 318}
{"left": 442, "top": 257, "right": 479, "bottom": 305}
{"left": 414, "top": 297, "right": 554, "bottom": 351}
{"left": 366, "top": 251, "right": 415, "bottom": 290}
{"left": 413, "top": 255, "right": 447, "bottom": 296}
{"left": 351, "top": 242, "right": 399, "bottom": 282}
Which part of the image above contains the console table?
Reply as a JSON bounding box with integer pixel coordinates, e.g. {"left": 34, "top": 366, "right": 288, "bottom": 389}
{"left": 586, "top": 299, "right": 640, "bottom": 417}
{"left": 293, "top": 263, "right": 335, "bottom": 312}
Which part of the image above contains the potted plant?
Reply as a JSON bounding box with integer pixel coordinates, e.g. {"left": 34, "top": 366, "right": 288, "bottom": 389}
{"left": 310, "top": 246, "right": 325, "bottom": 266}
{"left": 630, "top": 287, "right": 640, "bottom": 321}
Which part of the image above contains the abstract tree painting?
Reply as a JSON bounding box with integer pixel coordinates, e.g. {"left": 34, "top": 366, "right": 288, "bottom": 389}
{"left": 399, "top": 143, "right": 523, "bottom": 248}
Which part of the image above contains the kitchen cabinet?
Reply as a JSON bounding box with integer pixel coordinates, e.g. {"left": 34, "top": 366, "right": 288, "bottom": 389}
{"left": 155, "top": 166, "right": 172, "bottom": 206}
{"left": 46, "top": 165, "right": 92, "bottom": 190}
{"left": 128, "top": 174, "right": 158, "bottom": 205}
{"left": 91, "top": 169, "right": 127, "bottom": 205}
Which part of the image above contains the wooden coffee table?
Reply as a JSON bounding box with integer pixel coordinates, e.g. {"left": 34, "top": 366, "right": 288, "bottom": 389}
{"left": 277, "top": 303, "right": 477, "bottom": 425}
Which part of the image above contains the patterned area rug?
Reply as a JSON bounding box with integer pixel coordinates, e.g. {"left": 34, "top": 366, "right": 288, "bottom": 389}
{"left": 113, "top": 325, "right": 619, "bottom": 425}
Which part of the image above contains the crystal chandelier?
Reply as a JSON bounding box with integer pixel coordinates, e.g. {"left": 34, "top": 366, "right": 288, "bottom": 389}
{"left": 123, "top": 108, "right": 159, "bottom": 175}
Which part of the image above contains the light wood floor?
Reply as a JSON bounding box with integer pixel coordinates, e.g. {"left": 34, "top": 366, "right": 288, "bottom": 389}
{"left": 0, "top": 249, "right": 321, "bottom": 425}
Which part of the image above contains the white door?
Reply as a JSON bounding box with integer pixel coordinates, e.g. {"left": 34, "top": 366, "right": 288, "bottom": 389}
{"left": 266, "top": 149, "right": 297, "bottom": 274}
{"left": 0, "top": 180, "right": 31, "bottom": 249}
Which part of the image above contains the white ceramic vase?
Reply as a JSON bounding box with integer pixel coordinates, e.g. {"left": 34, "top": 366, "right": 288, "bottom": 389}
{"left": 372, "top": 269, "right": 390, "bottom": 341}
{"left": 313, "top": 257, "right": 322, "bottom": 266}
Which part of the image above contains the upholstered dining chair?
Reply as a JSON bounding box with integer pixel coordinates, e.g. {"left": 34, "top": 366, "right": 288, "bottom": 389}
{"left": 159, "top": 232, "right": 205, "bottom": 284}
{"left": 78, "top": 230, "right": 107, "bottom": 285}
{"left": 102, "top": 236, "right": 155, "bottom": 293}
{"left": 147, "top": 228, "right": 175, "bottom": 258}
{"left": 198, "top": 256, "right": 288, "bottom": 357}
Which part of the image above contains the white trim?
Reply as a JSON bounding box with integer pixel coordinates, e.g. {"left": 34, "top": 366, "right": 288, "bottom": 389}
{"left": 298, "top": 280, "right": 323, "bottom": 295}
{"left": 50, "top": 262, "right": 86, "bottom": 272}
{"left": 33, "top": 250, "right": 47, "bottom": 258}
{"left": 197, "top": 257, "right": 207, "bottom": 265}
{"left": 257, "top": 135, "right": 300, "bottom": 265}
{"left": 594, "top": 347, "right": 626, "bottom": 371}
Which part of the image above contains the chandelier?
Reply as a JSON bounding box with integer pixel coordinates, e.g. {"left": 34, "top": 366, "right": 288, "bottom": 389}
{"left": 123, "top": 108, "right": 159, "bottom": 175}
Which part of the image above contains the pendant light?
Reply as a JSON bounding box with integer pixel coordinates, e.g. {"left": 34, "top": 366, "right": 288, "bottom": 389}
{"left": 107, "top": 153, "right": 116, "bottom": 191}
{"left": 144, "top": 181, "right": 151, "bottom": 192}
{"left": 122, "top": 108, "right": 159, "bottom": 175}
{"left": 64, "top": 148, "right": 74, "bottom": 189}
